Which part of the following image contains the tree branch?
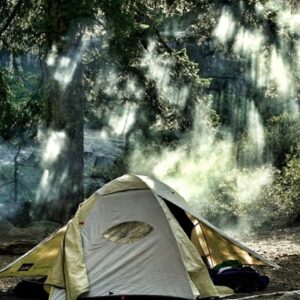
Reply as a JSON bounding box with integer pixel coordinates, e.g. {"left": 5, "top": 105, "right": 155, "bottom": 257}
{"left": 0, "top": 0, "right": 23, "bottom": 37}
{"left": 135, "top": 3, "right": 174, "bottom": 55}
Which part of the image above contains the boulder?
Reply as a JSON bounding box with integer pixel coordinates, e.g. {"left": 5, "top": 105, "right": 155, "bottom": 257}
{"left": 0, "top": 217, "right": 18, "bottom": 236}
{"left": 0, "top": 220, "right": 60, "bottom": 255}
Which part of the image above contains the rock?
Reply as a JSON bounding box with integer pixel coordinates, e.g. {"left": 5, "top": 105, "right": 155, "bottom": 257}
{"left": 281, "top": 291, "right": 300, "bottom": 300}
{"left": 94, "top": 155, "right": 115, "bottom": 168}
{"left": 0, "top": 133, "right": 126, "bottom": 225}
{"left": 84, "top": 177, "right": 105, "bottom": 198}
{"left": 0, "top": 238, "right": 38, "bottom": 255}
{"left": 0, "top": 221, "right": 60, "bottom": 255}
{"left": 0, "top": 202, "right": 32, "bottom": 227}
{"left": 26, "top": 220, "right": 61, "bottom": 236}
{"left": 0, "top": 229, "right": 40, "bottom": 255}
{"left": 0, "top": 217, "right": 18, "bottom": 236}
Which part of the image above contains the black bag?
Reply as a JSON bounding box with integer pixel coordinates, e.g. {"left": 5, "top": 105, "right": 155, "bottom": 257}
{"left": 210, "top": 266, "right": 269, "bottom": 293}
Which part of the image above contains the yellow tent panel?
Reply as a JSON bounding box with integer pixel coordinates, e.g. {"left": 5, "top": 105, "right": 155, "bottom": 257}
{"left": 0, "top": 226, "right": 66, "bottom": 277}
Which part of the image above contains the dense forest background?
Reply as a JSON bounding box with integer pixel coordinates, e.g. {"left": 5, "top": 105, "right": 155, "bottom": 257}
{"left": 0, "top": 0, "right": 299, "bottom": 232}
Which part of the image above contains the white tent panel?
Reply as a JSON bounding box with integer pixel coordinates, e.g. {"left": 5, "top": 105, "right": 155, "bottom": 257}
{"left": 49, "top": 287, "right": 66, "bottom": 300}
{"left": 80, "top": 189, "right": 194, "bottom": 299}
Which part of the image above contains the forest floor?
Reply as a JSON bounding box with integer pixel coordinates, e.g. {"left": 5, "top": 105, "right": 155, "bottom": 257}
{"left": 0, "top": 224, "right": 300, "bottom": 299}
{"left": 224, "top": 224, "right": 300, "bottom": 299}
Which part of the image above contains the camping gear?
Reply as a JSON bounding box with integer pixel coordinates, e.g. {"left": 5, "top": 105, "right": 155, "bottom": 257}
{"left": 210, "top": 264, "right": 269, "bottom": 293}
{"left": 0, "top": 174, "right": 279, "bottom": 300}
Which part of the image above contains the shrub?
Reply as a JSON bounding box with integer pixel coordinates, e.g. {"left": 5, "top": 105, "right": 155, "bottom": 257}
{"left": 202, "top": 156, "right": 300, "bottom": 230}
{"left": 242, "top": 145, "right": 300, "bottom": 228}
{"left": 264, "top": 112, "right": 300, "bottom": 168}
{"left": 90, "top": 154, "right": 128, "bottom": 183}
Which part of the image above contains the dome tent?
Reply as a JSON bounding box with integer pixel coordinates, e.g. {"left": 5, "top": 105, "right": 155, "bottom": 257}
{"left": 0, "top": 174, "right": 278, "bottom": 300}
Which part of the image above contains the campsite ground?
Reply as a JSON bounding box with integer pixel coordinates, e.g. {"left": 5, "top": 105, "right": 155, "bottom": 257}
{"left": 0, "top": 224, "right": 300, "bottom": 299}
{"left": 225, "top": 224, "right": 300, "bottom": 299}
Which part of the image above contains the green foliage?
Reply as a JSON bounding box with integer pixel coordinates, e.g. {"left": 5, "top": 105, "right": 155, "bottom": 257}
{"left": 202, "top": 174, "right": 239, "bottom": 226}
{"left": 0, "top": 69, "right": 15, "bottom": 140}
{"left": 203, "top": 147, "right": 300, "bottom": 229}
{"left": 0, "top": 69, "right": 41, "bottom": 142}
{"left": 265, "top": 113, "right": 300, "bottom": 168}
{"left": 246, "top": 148, "right": 300, "bottom": 228}
{"left": 235, "top": 133, "right": 264, "bottom": 168}
{"left": 275, "top": 147, "right": 300, "bottom": 221}
{"left": 90, "top": 154, "right": 129, "bottom": 183}
{"left": 83, "top": 1, "right": 215, "bottom": 148}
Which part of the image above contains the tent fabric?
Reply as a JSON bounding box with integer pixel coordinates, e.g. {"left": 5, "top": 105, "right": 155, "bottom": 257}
{"left": 135, "top": 175, "right": 278, "bottom": 268}
{"left": 0, "top": 226, "right": 66, "bottom": 277}
{"left": 80, "top": 190, "right": 195, "bottom": 299}
{"left": 46, "top": 192, "right": 100, "bottom": 300}
{"left": 193, "top": 221, "right": 266, "bottom": 267}
{"left": 156, "top": 197, "right": 227, "bottom": 299}
{"left": 0, "top": 174, "right": 279, "bottom": 300}
{"left": 96, "top": 175, "right": 147, "bottom": 196}
{"left": 49, "top": 286, "right": 66, "bottom": 300}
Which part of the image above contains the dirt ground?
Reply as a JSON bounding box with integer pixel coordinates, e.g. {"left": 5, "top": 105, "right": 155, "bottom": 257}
{"left": 239, "top": 226, "right": 300, "bottom": 293}
{"left": 0, "top": 225, "right": 300, "bottom": 299}
{"left": 224, "top": 225, "right": 300, "bottom": 299}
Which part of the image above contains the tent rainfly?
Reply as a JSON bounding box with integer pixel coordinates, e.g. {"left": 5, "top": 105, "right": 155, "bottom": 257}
{"left": 0, "top": 174, "right": 279, "bottom": 300}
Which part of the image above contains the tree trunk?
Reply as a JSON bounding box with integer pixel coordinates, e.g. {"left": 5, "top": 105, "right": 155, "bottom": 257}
{"left": 37, "top": 1, "right": 84, "bottom": 223}
{"left": 13, "top": 145, "right": 21, "bottom": 203}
